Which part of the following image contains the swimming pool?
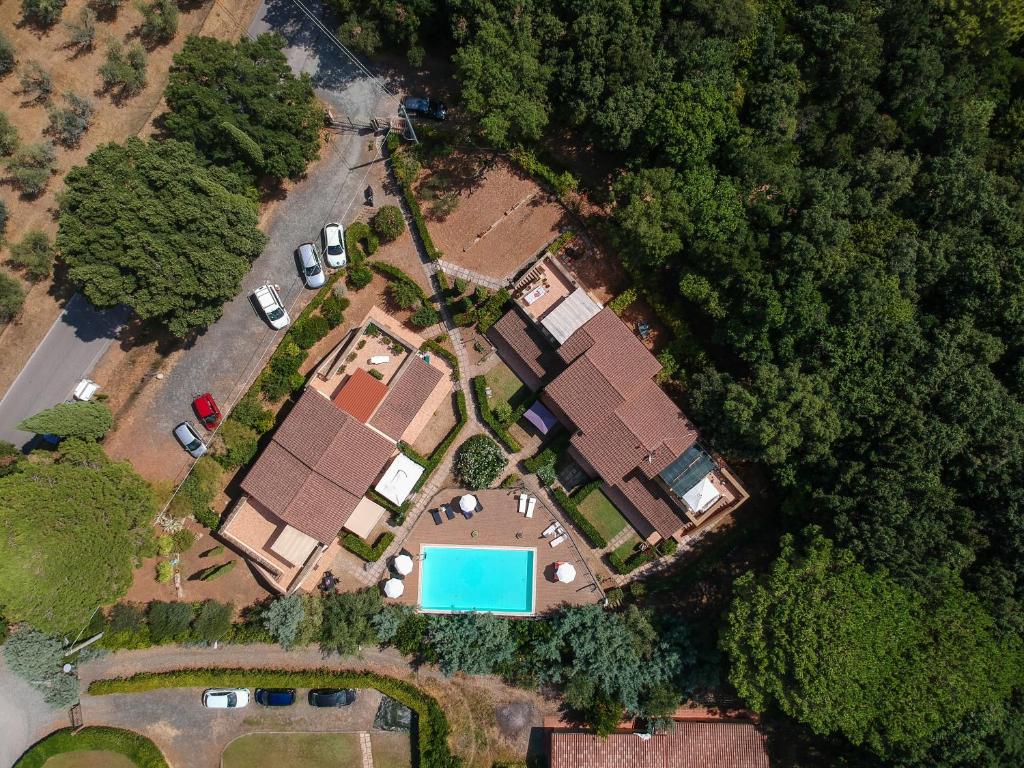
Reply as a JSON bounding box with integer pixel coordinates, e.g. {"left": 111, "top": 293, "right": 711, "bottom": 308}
{"left": 419, "top": 545, "right": 536, "bottom": 615}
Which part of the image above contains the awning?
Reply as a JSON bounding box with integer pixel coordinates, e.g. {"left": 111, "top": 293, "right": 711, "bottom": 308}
{"left": 523, "top": 401, "right": 558, "bottom": 434}
{"left": 540, "top": 288, "right": 602, "bottom": 344}
{"left": 374, "top": 453, "right": 425, "bottom": 506}
{"left": 682, "top": 475, "right": 721, "bottom": 513}
{"left": 269, "top": 524, "right": 319, "bottom": 566}
{"left": 343, "top": 496, "right": 387, "bottom": 539}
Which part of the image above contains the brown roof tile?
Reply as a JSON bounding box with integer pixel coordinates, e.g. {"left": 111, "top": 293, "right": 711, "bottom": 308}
{"left": 490, "top": 310, "right": 557, "bottom": 381}
{"left": 281, "top": 474, "right": 361, "bottom": 543}
{"left": 545, "top": 356, "right": 624, "bottom": 429}
{"left": 332, "top": 368, "right": 389, "bottom": 422}
{"left": 316, "top": 418, "right": 395, "bottom": 495}
{"left": 550, "top": 722, "right": 770, "bottom": 768}
{"left": 271, "top": 390, "right": 343, "bottom": 467}
{"left": 240, "top": 442, "right": 307, "bottom": 516}
{"left": 370, "top": 356, "right": 444, "bottom": 440}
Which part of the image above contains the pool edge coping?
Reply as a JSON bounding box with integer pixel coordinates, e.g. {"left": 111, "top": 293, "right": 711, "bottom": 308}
{"left": 416, "top": 543, "right": 538, "bottom": 616}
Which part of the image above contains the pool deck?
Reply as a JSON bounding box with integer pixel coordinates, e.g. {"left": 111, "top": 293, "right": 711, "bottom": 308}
{"left": 392, "top": 488, "right": 604, "bottom": 615}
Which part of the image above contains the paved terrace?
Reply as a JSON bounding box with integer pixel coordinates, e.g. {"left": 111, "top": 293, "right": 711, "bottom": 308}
{"left": 390, "top": 488, "right": 604, "bottom": 614}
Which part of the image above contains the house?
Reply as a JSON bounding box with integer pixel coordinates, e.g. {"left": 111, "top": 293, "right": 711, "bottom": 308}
{"left": 490, "top": 255, "right": 747, "bottom": 544}
{"left": 549, "top": 722, "right": 770, "bottom": 768}
{"left": 218, "top": 306, "right": 452, "bottom": 593}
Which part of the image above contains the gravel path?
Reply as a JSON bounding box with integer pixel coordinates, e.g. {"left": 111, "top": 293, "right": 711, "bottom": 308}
{"left": 0, "top": 656, "right": 66, "bottom": 768}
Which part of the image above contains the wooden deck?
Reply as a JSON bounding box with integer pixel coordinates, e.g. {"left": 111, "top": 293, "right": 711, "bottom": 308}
{"left": 391, "top": 488, "right": 604, "bottom": 615}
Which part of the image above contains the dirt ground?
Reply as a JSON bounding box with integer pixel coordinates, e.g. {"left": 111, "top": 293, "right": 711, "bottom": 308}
{"left": 0, "top": 0, "right": 259, "bottom": 400}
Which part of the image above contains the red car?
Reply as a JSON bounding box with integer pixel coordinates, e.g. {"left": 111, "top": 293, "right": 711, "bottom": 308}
{"left": 192, "top": 393, "right": 221, "bottom": 430}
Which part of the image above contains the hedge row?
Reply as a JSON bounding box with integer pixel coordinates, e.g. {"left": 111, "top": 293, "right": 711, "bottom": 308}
{"left": 14, "top": 727, "right": 169, "bottom": 768}
{"left": 507, "top": 146, "right": 579, "bottom": 197}
{"left": 608, "top": 287, "right": 638, "bottom": 316}
{"left": 472, "top": 376, "right": 522, "bottom": 452}
{"left": 551, "top": 486, "right": 607, "bottom": 549}
{"left": 87, "top": 669, "right": 455, "bottom": 768}
{"left": 547, "top": 229, "right": 575, "bottom": 255}
{"left": 421, "top": 337, "right": 460, "bottom": 381}
{"left": 609, "top": 537, "right": 678, "bottom": 575}
{"left": 342, "top": 531, "right": 396, "bottom": 562}
{"left": 386, "top": 133, "right": 442, "bottom": 262}
{"left": 370, "top": 260, "right": 429, "bottom": 304}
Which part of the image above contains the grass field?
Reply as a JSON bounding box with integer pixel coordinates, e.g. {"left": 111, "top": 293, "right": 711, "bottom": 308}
{"left": 370, "top": 733, "right": 413, "bottom": 768}
{"left": 577, "top": 489, "right": 629, "bottom": 541}
{"left": 613, "top": 534, "right": 642, "bottom": 562}
{"left": 221, "top": 733, "right": 361, "bottom": 768}
{"left": 486, "top": 362, "right": 531, "bottom": 410}
{"left": 44, "top": 752, "right": 138, "bottom": 768}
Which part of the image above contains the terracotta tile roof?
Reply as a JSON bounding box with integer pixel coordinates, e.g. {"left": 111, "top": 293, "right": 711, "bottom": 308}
{"left": 550, "top": 722, "right": 770, "bottom": 768}
{"left": 241, "top": 389, "right": 395, "bottom": 543}
{"left": 615, "top": 473, "right": 686, "bottom": 539}
{"left": 370, "top": 356, "right": 444, "bottom": 440}
{"left": 545, "top": 356, "right": 624, "bottom": 428}
{"left": 490, "top": 310, "right": 557, "bottom": 381}
{"left": 332, "top": 368, "right": 389, "bottom": 422}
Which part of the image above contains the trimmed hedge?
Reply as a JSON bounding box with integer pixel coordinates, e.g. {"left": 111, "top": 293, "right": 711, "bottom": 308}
{"left": 552, "top": 487, "right": 607, "bottom": 549}
{"left": 508, "top": 146, "right": 578, "bottom": 197}
{"left": 472, "top": 375, "right": 522, "bottom": 452}
{"left": 87, "top": 669, "right": 455, "bottom": 768}
{"left": 421, "top": 337, "right": 460, "bottom": 381}
{"left": 547, "top": 230, "right": 574, "bottom": 255}
{"left": 342, "top": 531, "right": 395, "bottom": 562}
{"left": 608, "top": 288, "right": 638, "bottom": 316}
{"left": 14, "top": 726, "right": 169, "bottom": 768}
{"left": 371, "top": 260, "right": 429, "bottom": 303}
{"left": 386, "top": 133, "right": 442, "bottom": 261}
{"left": 199, "top": 560, "right": 235, "bottom": 581}
{"left": 609, "top": 537, "right": 677, "bottom": 575}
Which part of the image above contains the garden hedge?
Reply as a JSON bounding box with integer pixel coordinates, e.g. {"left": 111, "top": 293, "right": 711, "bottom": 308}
{"left": 386, "top": 133, "right": 443, "bottom": 262}
{"left": 472, "top": 376, "right": 522, "bottom": 452}
{"left": 14, "top": 726, "right": 169, "bottom": 768}
{"left": 370, "top": 260, "right": 429, "bottom": 304}
{"left": 87, "top": 669, "right": 455, "bottom": 768}
{"left": 551, "top": 487, "right": 607, "bottom": 549}
{"left": 342, "top": 531, "right": 396, "bottom": 562}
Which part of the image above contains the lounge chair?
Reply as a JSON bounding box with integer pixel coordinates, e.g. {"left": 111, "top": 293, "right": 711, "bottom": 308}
{"left": 525, "top": 497, "right": 537, "bottom": 519}
{"left": 462, "top": 509, "right": 474, "bottom": 520}
{"left": 542, "top": 522, "right": 560, "bottom": 537}
{"left": 549, "top": 534, "right": 567, "bottom": 547}
{"left": 444, "top": 505, "right": 456, "bottom": 520}
{"left": 430, "top": 509, "right": 443, "bottom": 525}
{"left": 518, "top": 494, "right": 528, "bottom": 514}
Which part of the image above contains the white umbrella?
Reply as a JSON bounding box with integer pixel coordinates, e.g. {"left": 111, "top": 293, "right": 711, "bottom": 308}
{"left": 383, "top": 578, "right": 405, "bottom": 598}
{"left": 459, "top": 494, "right": 477, "bottom": 512}
{"left": 555, "top": 562, "right": 577, "bottom": 583}
{"left": 394, "top": 554, "right": 414, "bottom": 575}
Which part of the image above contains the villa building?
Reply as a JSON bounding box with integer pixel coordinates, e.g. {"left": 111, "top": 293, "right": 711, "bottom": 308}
{"left": 490, "top": 255, "right": 748, "bottom": 545}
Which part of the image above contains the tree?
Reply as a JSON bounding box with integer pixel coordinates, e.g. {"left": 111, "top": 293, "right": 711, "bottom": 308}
{"left": 428, "top": 612, "right": 516, "bottom": 675}
{"left": 0, "top": 439, "right": 155, "bottom": 633}
{"left": 136, "top": 0, "right": 178, "bottom": 43}
{"left": 63, "top": 6, "right": 97, "bottom": 51}
{"left": 58, "top": 138, "right": 266, "bottom": 336}
{"left": 263, "top": 594, "right": 305, "bottom": 649}
{"left": 320, "top": 588, "right": 382, "bottom": 656}
{"left": 148, "top": 601, "right": 193, "bottom": 643}
{"left": 47, "top": 91, "right": 93, "bottom": 147}
{"left": 388, "top": 279, "right": 421, "bottom": 310}
{"left": 19, "top": 61, "right": 52, "bottom": 103}
{"left": 0, "top": 274, "right": 24, "bottom": 323}
{"left": 3, "top": 627, "right": 79, "bottom": 708}
{"left": 721, "top": 530, "right": 1021, "bottom": 759}
{"left": 0, "top": 111, "right": 18, "bottom": 156}
{"left": 99, "top": 41, "right": 147, "bottom": 100}
{"left": 21, "top": 0, "right": 66, "bottom": 27}
{"left": 0, "top": 31, "right": 16, "bottom": 75}
{"left": 6, "top": 142, "right": 56, "bottom": 197}
{"left": 18, "top": 401, "right": 113, "bottom": 440}
{"left": 165, "top": 34, "right": 322, "bottom": 180}
{"left": 371, "top": 205, "right": 405, "bottom": 242}
{"left": 409, "top": 304, "right": 440, "bottom": 328}
{"left": 191, "top": 600, "right": 233, "bottom": 643}
{"left": 7, "top": 229, "right": 56, "bottom": 282}
{"left": 455, "top": 434, "right": 507, "bottom": 489}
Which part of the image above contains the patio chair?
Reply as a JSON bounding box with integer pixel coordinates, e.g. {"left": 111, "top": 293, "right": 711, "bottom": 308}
{"left": 542, "top": 522, "right": 560, "bottom": 537}
{"left": 444, "top": 504, "right": 456, "bottom": 520}
{"left": 518, "top": 494, "right": 528, "bottom": 515}
{"left": 549, "top": 533, "right": 567, "bottom": 548}
{"left": 462, "top": 509, "right": 474, "bottom": 520}
{"left": 430, "top": 509, "right": 443, "bottom": 525}
{"left": 525, "top": 497, "right": 537, "bottom": 519}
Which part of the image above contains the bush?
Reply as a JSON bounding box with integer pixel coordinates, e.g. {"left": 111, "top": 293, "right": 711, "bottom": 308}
{"left": 63, "top": 7, "right": 97, "bottom": 50}
{"left": 345, "top": 220, "right": 378, "bottom": 259}
{"left": 608, "top": 546, "right": 656, "bottom": 575}
{"left": 509, "top": 146, "right": 578, "bottom": 197}
{"left": 170, "top": 456, "right": 222, "bottom": 523}
{"left": 263, "top": 594, "right": 305, "bottom": 649}
{"left": 476, "top": 288, "right": 510, "bottom": 332}
{"left": 17, "top": 400, "right": 113, "bottom": 439}
{"left": 90, "top": 0, "right": 125, "bottom": 12}
{"left": 19, "top": 61, "right": 52, "bottom": 102}
{"left": 194, "top": 507, "right": 220, "bottom": 530}
{"left": 99, "top": 41, "right": 147, "bottom": 99}
{"left": 385, "top": 134, "right": 442, "bottom": 261}
{"left": 389, "top": 279, "right": 422, "bottom": 311}
{"left": 289, "top": 313, "right": 331, "bottom": 350}
{"left": 0, "top": 32, "right": 15, "bottom": 76}
{"left": 455, "top": 434, "right": 507, "bottom": 489}
{"left": 6, "top": 142, "right": 56, "bottom": 197}
{"left": 548, "top": 229, "right": 575, "bottom": 254}
{"left": 136, "top": 0, "right": 178, "bottom": 44}
{"left": 368, "top": 368, "right": 384, "bottom": 380}
{"left": 13, "top": 726, "right": 169, "bottom": 768}
{"left": 229, "top": 394, "right": 275, "bottom": 434}
{"left": 409, "top": 304, "right": 440, "bottom": 328}
{"left": 0, "top": 274, "right": 24, "bottom": 323}
{"left": 21, "top": 0, "right": 66, "bottom": 27}
{"left": 4, "top": 627, "right": 79, "bottom": 708}
{"left": 47, "top": 91, "right": 93, "bottom": 147}
{"left": 0, "top": 200, "right": 7, "bottom": 243}
{"left": 198, "top": 561, "right": 235, "bottom": 581}
{"left": 524, "top": 432, "right": 570, "bottom": 486}
{"left": 191, "top": 600, "right": 233, "bottom": 642}
{"left": 472, "top": 376, "right": 522, "bottom": 452}
{"left": 260, "top": 341, "right": 305, "bottom": 401}
{"left": 347, "top": 263, "right": 373, "bottom": 290}
{"left": 171, "top": 528, "right": 195, "bottom": 553}
{"left": 342, "top": 531, "right": 395, "bottom": 562}
{"left": 155, "top": 561, "right": 173, "bottom": 583}
{"left": 214, "top": 420, "right": 258, "bottom": 469}
{"left": 608, "top": 288, "right": 638, "bottom": 316}
{"left": 371, "top": 205, "right": 406, "bottom": 242}
{"left": 8, "top": 229, "right": 55, "bottom": 281}
{"left": 200, "top": 545, "right": 225, "bottom": 558}
{"left": 552, "top": 487, "right": 607, "bottom": 548}
{"left": 148, "top": 601, "right": 193, "bottom": 644}
{"left": 320, "top": 294, "right": 344, "bottom": 328}
{"left": 0, "top": 112, "right": 18, "bottom": 156}
{"left": 157, "top": 535, "right": 173, "bottom": 556}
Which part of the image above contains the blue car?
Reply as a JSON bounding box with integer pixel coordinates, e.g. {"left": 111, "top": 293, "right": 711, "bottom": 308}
{"left": 255, "top": 688, "right": 295, "bottom": 707}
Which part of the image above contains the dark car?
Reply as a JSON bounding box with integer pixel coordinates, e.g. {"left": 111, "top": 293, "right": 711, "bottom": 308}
{"left": 255, "top": 688, "right": 296, "bottom": 707}
{"left": 308, "top": 688, "right": 357, "bottom": 707}
{"left": 191, "top": 392, "right": 222, "bottom": 430}
{"left": 402, "top": 96, "right": 447, "bottom": 121}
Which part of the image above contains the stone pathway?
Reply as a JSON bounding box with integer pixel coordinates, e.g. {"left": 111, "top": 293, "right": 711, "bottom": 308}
{"left": 359, "top": 731, "right": 374, "bottom": 768}
{"left": 600, "top": 526, "right": 636, "bottom": 557}
{"left": 429, "top": 259, "right": 508, "bottom": 291}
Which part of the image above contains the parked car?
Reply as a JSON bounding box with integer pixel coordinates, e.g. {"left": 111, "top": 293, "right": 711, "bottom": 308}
{"left": 203, "top": 688, "right": 249, "bottom": 709}
{"left": 308, "top": 688, "right": 357, "bottom": 707}
{"left": 321, "top": 222, "right": 347, "bottom": 268}
{"left": 73, "top": 378, "right": 99, "bottom": 401}
{"left": 191, "top": 392, "right": 222, "bottom": 430}
{"left": 253, "top": 284, "right": 290, "bottom": 330}
{"left": 173, "top": 421, "right": 207, "bottom": 458}
{"left": 402, "top": 96, "right": 447, "bottom": 121}
{"left": 296, "top": 242, "right": 325, "bottom": 288}
{"left": 255, "top": 688, "right": 296, "bottom": 707}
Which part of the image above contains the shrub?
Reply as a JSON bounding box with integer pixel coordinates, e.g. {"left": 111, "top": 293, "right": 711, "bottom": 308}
{"left": 388, "top": 278, "right": 422, "bottom": 310}
{"left": 472, "top": 376, "right": 522, "bottom": 452}
{"left": 157, "top": 535, "right": 173, "bottom": 556}
{"left": 385, "top": 135, "right": 442, "bottom": 261}
{"left": 262, "top": 594, "right": 305, "bottom": 649}
{"left": 171, "top": 528, "right": 195, "bottom": 553}
{"left": 368, "top": 368, "right": 384, "bottom": 380}
{"left": 552, "top": 487, "right": 607, "bottom": 548}
{"left": 509, "top": 146, "right": 578, "bottom": 197}
{"left": 90, "top": 0, "right": 126, "bottom": 12}
{"left": 371, "top": 205, "right": 406, "bottom": 242}
{"left": 320, "top": 294, "right": 344, "bottom": 328}
{"left": 214, "top": 419, "right": 258, "bottom": 469}
{"left": 347, "top": 263, "right": 373, "bottom": 289}
{"left": 0, "top": 274, "right": 24, "bottom": 322}
{"left": 13, "top": 726, "right": 169, "bottom": 768}
{"left": 455, "top": 434, "right": 507, "bottom": 489}
{"left": 155, "top": 561, "right": 173, "bottom": 583}
{"left": 260, "top": 341, "right": 305, "bottom": 401}
{"left": 194, "top": 507, "right": 220, "bottom": 530}
{"left": 148, "top": 601, "right": 193, "bottom": 644}
{"left": 229, "top": 394, "right": 274, "bottom": 434}
{"left": 453, "top": 276, "right": 467, "bottom": 295}
{"left": 200, "top": 545, "right": 225, "bottom": 558}
{"left": 17, "top": 400, "right": 113, "bottom": 439}
{"left": 99, "top": 41, "right": 147, "bottom": 99}
{"left": 608, "top": 287, "right": 638, "bottom": 316}
{"left": 7, "top": 142, "right": 56, "bottom": 197}
{"left": 390, "top": 146, "right": 421, "bottom": 185}
{"left": 21, "top": 0, "right": 67, "bottom": 27}
{"left": 0, "top": 112, "right": 18, "bottom": 156}
{"left": 170, "top": 455, "right": 222, "bottom": 523}
{"left": 409, "top": 304, "right": 440, "bottom": 328}
{"left": 0, "top": 32, "right": 15, "bottom": 76}
{"left": 47, "top": 91, "right": 93, "bottom": 147}
{"left": 136, "top": 0, "right": 178, "bottom": 44}
{"left": 63, "top": 7, "right": 97, "bottom": 50}
{"left": 524, "top": 432, "right": 570, "bottom": 485}
{"left": 476, "top": 288, "right": 510, "bottom": 332}
{"left": 191, "top": 600, "right": 233, "bottom": 642}
{"left": 289, "top": 313, "right": 330, "bottom": 349}
{"left": 19, "top": 61, "right": 52, "bottom": 103}
{"left": 8, "top": 229, "right": 55, "bottom": 281}
{"left": 608, "top": 546, "right": 656, "bottom": 575}
{"left": 199, "top": 561, "right": 235, "bottom": 581}
{"left": 4, "top": 627, "right": 80, "bottom": 708}
{"left": 0, "top": 200, "right": 7, "bottom": 243}
{"left": 342, "top": 531, "right": 395, "bottom": 562}
{"left": 548, "top": 229, "right": 575, "bottom": 254}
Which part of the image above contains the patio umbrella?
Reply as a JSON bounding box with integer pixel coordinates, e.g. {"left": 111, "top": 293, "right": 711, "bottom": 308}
{"left": 384, "top": 578, "right": 405, "bottom": 598}
{"left": 394, "top": 554, "right": 414, "bottom": 576}
{"left": 555, "top": 562, "right": 577, "bottom": 583}
{"left": 459, "top": 494, "right": 478, "bottom": 513}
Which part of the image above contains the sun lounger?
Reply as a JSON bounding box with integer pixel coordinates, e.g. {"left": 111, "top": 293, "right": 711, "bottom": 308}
{"left": 549, "top": 533, "right": 567, "bottom": 547}
{"left": 518, "top": 493, "right": 528, "bottom": 514}
{"left": 462, "top": 509, "right": 474, "bottom": 520}
{"left": 430, "top": 509, "right": 443, "bottom": 525}
{"left": 542, "top": 522, "right": 560, "bottom": 537}
{"left": 525, "top": 497, "right": 537, "bottom": 518}
{"left": 444, "top": 505, "right": 456, "bottom": 520}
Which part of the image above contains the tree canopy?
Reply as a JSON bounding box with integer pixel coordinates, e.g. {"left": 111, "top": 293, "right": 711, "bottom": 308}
{"left": 58, "top": 138, "right": 266, "bottom": 336}
{"left": 18, "top": 401, "right": 113, "bottom": 440}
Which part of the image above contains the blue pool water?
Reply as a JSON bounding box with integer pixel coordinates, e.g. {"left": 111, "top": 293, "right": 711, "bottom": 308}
{"left": 419, "top": 545, "right": 535, "bottom": 614}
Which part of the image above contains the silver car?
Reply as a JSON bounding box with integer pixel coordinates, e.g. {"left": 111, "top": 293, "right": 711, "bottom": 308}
{"left": 297, "top": 242, "right": 325, "bottom": 288}
{"left": 174, "top": 421, "right": 207, "bottom": 458}
{"left": 321, "top": 222, "right": 347, "bottom": 268}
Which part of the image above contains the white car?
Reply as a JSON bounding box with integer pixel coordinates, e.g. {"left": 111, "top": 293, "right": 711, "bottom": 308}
{"left": 296, "top": 242, "right": 325, "bottom": 288}
{"left": 253, "top": 284, "right": 290, "bottom": 330}
{"left": 203, "top": 688, "right": 250, "bottom": 709}
{"left": 174, "top": 422, "right": 207, "bottom": 458}
{"left": 321, "top": 222, "right": 347, "bottom": 268}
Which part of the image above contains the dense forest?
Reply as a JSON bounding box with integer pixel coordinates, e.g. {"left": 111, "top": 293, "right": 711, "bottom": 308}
{"left": 332, "top": 0, "right": 1024, "bottom": 765}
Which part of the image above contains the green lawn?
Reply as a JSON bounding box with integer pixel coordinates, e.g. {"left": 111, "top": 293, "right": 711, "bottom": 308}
{"left": 222, "top": 733, "right": 361, "bottom": 768}
{"left": 45, "top": 753, "right": 138, "bottom": 768}
{"left": 485, "top": 361, "right": 531, "bottom": 410}
{"left": 577, "top": 489, "right": 629, "bottom": 541}
{"left": 370, "top": 732, "right": 413, "bottom": 768}
{"left": 613, "top": 534, "right": 642, "bottom": 562}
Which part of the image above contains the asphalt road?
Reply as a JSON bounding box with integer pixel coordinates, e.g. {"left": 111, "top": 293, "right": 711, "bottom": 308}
{"left": 0, "top": 295, "right": 129, "bottom": 449}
